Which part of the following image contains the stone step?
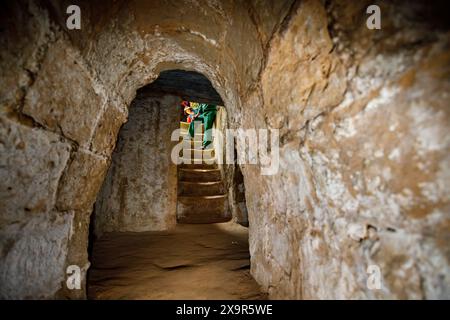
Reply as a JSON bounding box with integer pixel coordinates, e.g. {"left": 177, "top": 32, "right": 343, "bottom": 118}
{"left": 179, "top": 140, "right": 204, "bottom": 149}
{"left": 178, "top": 148, "right": 216, "bottom": 163}
{"left": 180, "top": 122, "right": 204, "bottom": 132}
{"left": 177, "top": 214, "right": 231, "bottom": 224}
{"left": 179, "top": 163, "right": 218, "bottom": 170}
{"left": 178, "top": 140, "right": 218, "bottom": 150}
{"left": 178, "top": 181, "right": 225, "bottom": 196}
{"left": 183, "top": 148, "right": 215, "bottom": 154}
{"left": 178, "top": 168, "right": 221, "bottom": 182}
{"left": 179, "top": 130, "right": 203, "bottom": 138}
{"left": 179, "top": 157, "right": 217, "bottom": 165}
{"left": 177, "top": 195, "right": 231, "bottom": 224}
{"left": 180, "top": 148, "right": 215, "bottom": 159}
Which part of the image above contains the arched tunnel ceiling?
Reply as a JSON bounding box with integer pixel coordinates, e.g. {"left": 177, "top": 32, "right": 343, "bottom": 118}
{"left": 139, "top": 70, "right": 224, "bottom": 105}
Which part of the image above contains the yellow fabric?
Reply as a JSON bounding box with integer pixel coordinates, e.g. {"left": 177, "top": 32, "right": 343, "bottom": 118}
{"left": 190, "top": 102, "right": 200, "bottom": 109}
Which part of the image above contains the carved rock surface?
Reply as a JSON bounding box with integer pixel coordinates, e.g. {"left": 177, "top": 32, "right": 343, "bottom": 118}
{"left": 0, "top": 0, "right": 448, "bottom": 299}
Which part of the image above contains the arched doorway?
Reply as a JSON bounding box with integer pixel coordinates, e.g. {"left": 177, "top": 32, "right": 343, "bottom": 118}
{"left": 87, "top": 69, "right": 257, "bottom": 299}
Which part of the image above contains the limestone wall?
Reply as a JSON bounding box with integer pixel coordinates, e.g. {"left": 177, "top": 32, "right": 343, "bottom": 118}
{"left": 0, "top": 0, "right": 448, "bottom": 299}
{"left": 242, "top": 0, "right": 450, "bottom": 299}
{"left": 0, "top": 1, "right": 119, "bottom": 299}
{"left": 94, "top": 94, "right": 179, "bottom": 236}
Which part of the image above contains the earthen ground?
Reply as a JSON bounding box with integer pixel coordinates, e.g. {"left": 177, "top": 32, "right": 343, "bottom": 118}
{"left": 88, "top": 222, "right": 266, "bottom": 300}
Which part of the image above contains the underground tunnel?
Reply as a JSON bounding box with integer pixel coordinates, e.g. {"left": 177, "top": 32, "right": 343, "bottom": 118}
{"left": 0, "top": 0, "right": 449, "bottom": 301}
{"left": 88, "top": 70, "right": 256, "bottom": 299}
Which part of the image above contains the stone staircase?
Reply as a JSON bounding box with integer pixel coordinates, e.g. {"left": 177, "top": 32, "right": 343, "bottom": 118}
{"left": 177, "top": 121, "right": 230, "bottom": 224}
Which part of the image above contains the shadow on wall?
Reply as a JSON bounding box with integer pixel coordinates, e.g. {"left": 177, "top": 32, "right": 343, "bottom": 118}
{"left": 233, "top": 164, "right": 249, "bottom": 227}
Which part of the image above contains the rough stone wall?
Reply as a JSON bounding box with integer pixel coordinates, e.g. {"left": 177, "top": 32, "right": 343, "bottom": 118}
{"left": 1, "top": 0, "right": 449, "bottom": 300}
{"left": 214, "top": 106, "right": 246, "bottom": 225}
{"left": 230, "top": 165, "right": 249, "bottom": 227}
{"left": 94, "top": 94, "right": 179, "bottom": 236}
{"left": 240, "top": 0, "right": 450, "bottom": 299}
{"left": 0, "top": 1, "right": 121, "bottom": 299}
{"left": 1, "top": 0, "right": 281, "bottom": 299}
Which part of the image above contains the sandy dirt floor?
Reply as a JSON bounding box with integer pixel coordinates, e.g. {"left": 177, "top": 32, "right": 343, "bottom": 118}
{"left": 88, "top": 222, "right": 266, "bottom": 299}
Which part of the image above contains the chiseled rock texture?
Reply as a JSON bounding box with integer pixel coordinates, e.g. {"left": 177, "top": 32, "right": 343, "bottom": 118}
{"left": 245, "top": 0, "right": 450, "bottom": 299}
{"left": 94, "top": 94, "right": 179, "bottom": 236}
{"left": 0, "top": 0, "right": 449, "bottom": 299}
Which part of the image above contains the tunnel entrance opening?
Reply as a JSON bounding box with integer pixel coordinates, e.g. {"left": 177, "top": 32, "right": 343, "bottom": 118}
{"left": 87, "top": 70, "right": 255, "bottom": 299}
